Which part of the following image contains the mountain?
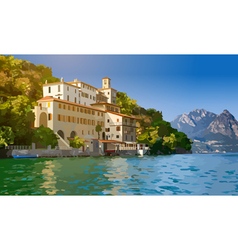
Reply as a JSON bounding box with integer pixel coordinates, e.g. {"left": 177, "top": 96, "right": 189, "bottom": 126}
{"left": 171, "top": 109, "right": 238, "bottom": 153}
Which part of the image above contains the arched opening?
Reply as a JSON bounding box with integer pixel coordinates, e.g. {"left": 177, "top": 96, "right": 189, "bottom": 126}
{"left": 58, "top": 130, "right": 64, "bottom": 139}
{"left": 70, "top": 131, "right": 77, "bottom": 138}
{"left": 102, "top": 132, "right": 105, "bottom": 140}
{"left": 39, "top": 112, "right": 47, "bottom": 127}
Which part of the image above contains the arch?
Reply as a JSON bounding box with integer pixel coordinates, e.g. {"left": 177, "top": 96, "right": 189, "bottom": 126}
{"left": 70, "top": 131, "right": 77, "bottom": 138}
{"left": 39, "top": 112, "right": 47, "bottom": 127}
{"left": 58, "top": 130, "right": 64, "bottom": 139}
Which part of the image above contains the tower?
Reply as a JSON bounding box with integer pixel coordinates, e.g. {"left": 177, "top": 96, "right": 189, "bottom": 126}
{"left": 102, "top": 77, "right": 111, "bottom": 89}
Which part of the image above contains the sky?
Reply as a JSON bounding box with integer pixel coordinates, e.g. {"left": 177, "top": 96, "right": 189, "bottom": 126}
{"left": 11, "top": 54, "right": 238, "bottom": 121}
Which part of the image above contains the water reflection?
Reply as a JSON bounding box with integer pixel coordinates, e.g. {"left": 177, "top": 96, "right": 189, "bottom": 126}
{"left": 1, "top": 154, "right": 238, "bottom": 195}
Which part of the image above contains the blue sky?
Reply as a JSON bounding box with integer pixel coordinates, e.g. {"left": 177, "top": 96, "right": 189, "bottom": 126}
{"left": 12, "top": 54, "right": 238, "bottom": 121}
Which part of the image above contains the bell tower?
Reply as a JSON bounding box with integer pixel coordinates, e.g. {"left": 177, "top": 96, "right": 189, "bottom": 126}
{"left": 102, "top": 77, "right": 111, "bottom": 89}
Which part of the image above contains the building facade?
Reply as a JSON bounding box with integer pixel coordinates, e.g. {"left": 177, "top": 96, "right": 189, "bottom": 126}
{"left": 34, "top": 77, "right": 138, "bottom": 153}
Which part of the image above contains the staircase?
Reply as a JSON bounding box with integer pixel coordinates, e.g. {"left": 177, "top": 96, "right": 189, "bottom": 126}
{"left": 55, "top": 132, "right": 71, "bottom": 149}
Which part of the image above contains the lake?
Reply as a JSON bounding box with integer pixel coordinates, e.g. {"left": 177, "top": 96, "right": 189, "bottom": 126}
{"left": 0, "top": 153, "right": 238, "bottom": 195}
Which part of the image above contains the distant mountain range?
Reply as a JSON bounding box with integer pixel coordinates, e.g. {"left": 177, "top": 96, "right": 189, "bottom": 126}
{"left": 171, "top": 109, "right": 238, "bottom": 153}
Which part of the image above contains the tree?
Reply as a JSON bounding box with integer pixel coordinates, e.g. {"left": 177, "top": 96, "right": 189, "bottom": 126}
{"left": 69, "top": 136, "right": 85, "bottom": 148}
{"left": 0, "top": 126, "right": 15, "bottom": 148}
{"left": 116, "top": 92, "right": 138, "bottom": 115}
{"left": 32, "top": 125, "right": 58, "bottom": 148}
{"left": 95, "top": 125, "right": 102, "bottom": 139}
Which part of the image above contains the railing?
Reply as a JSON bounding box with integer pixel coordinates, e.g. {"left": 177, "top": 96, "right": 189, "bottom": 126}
{"left": 109, "top": 122, "right": 137, "bottom": 127}
{"left": 5, "top": 145, "right": 32, "bottom": 150}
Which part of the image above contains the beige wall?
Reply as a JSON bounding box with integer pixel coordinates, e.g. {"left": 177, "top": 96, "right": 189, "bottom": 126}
{"left": 34, "top": 100, "right": 105, "bottom": 145}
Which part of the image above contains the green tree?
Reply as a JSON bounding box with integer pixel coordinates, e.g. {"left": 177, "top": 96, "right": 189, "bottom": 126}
{"left": 69, "top": 136, "right": 85, "bottom": 148}
{"left": 0, "top": 126, "right": 15, "bottom": 148}
{"left": 32, "top": 125, "right": 58, "bottom": 148}
{"left": 95, "top": 124, "right": 102, "bottom": 139}
{"left": 116, "top": 92, "right": 138, "bottom": 115}
{"left": 0, "top": 95, "right": 35, "bottom": 145}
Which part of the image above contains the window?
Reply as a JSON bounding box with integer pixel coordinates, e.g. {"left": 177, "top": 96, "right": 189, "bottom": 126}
{"left": 58, "top": 114, "right": 61, "bottom": 121}
{"left": 77, "top": 108, "right": 79, "bottom": 112}
{"left": 92, "top": 111, "right": 95, "bottom": 115}
{"left": 105, "top": 128, "right": 110, "bottom": 132}
{"left": 90, "top": 95, "right": 92, "bottom": 99}
{"left": 108, "top": 92, "right": 109, "bottom": 95}
{"left": 77, "top": 118, "right": 79, "bottom": 124}
{"left": 68, "top": 105, "right": 71, "bottom": 110}
{"left": 88, "top": 119, "right": 91, "bottom": 125}
{"left": 68, "top": 116, "right": 70, "bottom": 122}
{"left": 48, "top": 87, "right": 51, "bottom": 93}
{"left": 72, "top": 106, "right": 75, "bottom": 111}
{"left": 67, "top": 86, "right": 69, "bottom": 91}
{"left": 63, "top": 105, "right": 66, "bottom": 109}
{"left": 58, "top": 97, "right": 60, "bottom": 99}
{"left": 101, "top": 122, "right": 104, "bottom": 127}
{"left": 117, "top": 118, "right": 119, "bottom": 122}
{"left": 125, "top": 135, "right": 128, "bottom": 140}
{"left": 75, "top": 97, "right": 77, "bottom": 103}
{"left": 88, "top": 131, "right": 90, "bottom": 135}
{"left": 88, "top": 110, "right": 91, "bottom": 115}
{"left": 80, "top": 118, "right": 83, "bottom": 124}
{"left": 116, "top": 126, "right": 120, "bottom": 131}
{"left": 82, "top": 130, "right": 84, "bottom": 135}
{"left": 80, "top": 108, "right": 83, "bottom": 113}
{"left": 75, "top": 89, "right": 76, "bottom": 93}
{"left": 93, "top": 96, "right": 95, "bottom": 101}
{"left": 107, "top": 119, "right": 110, "bottom": 123}
{"left": 48, "top": 114, "right": 52, "bottom": 120}
{"left": 48, "top": 102, "right": 50, "bottom": 108}
{"left": 131, "top": 136, "right": 133, "bottom": 141}
{"left": 58, "top": 85, "right": 60, "bottom": 92}
{"left": 92, "top": 120, "right": 95, "bottom": 126}
{"left": 98, "top": 112, "right": 100, "bottom": 116}
{"left": 116, "top": 135, "right": 119, "bottom": 138}
{"left": 67, "top": 95, "right": 69, "bottom": 101}
{"left": 101, "top": 113, "right": 103, "bottom": 117}
{"left": 92, "top": 130, "right": 94, "bottom": 135}
{"left": 59, "top": 104, "right": 62, "bottom": 108}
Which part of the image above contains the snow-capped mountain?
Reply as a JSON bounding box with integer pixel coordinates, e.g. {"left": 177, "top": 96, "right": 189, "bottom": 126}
{"left": 171, "top": 109, "right": 238, "bottom": 153}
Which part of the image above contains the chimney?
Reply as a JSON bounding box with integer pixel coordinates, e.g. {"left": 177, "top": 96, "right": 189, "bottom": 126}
{"left": 61, "top": 77, "right": 64, "bottom": 82}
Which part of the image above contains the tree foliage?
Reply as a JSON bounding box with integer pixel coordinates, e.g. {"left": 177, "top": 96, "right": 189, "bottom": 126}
{"left": 32, "top": 125, "right": 58, "bottom": 148}
{"left": 116, "top": 92, "right": 138, "bottom": 115}
{"left": 69, "top": 136, "right": 85, "bottom": 148}
{"left": 0, "top": 55, "right": 59, "bottom": 145}
{"left": 95, "top": 124, "right": 102, "bottom": 139}
{"left": 0, "top": 126, "right": 15, "bottom": 148}
{"left": 137, "top": 109, "right": 192, "bottom": 155}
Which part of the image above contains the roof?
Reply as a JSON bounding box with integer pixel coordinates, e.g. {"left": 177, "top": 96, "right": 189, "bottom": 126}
{"left": 98, "top": 87, "right": 117, "bottom": 92}
{"left": 43, "top": 82, "right": 79, "bottom": 88}
{"left": 37, "top": 97, "right": 106, "bottom": 112}
{"left": 98, "top": 140, "right": 124, "bottom": 144}
{"left": 91, "top": 102, "right": 121, "bottom": 108}
{"left": 67, "top": 81, "right": 98, "bottom": 90}
{"left": 106, "top": 111, "right": 140, "bottom": 119}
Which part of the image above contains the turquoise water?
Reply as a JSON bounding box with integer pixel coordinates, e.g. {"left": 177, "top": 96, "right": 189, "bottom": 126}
{"left": 1, "top": 153, "right": 238, "bottom": 195}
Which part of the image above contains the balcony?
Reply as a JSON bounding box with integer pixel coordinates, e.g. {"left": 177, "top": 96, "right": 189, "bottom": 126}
{"left": 109, "top": 122, "right": 137, "bottom": 127}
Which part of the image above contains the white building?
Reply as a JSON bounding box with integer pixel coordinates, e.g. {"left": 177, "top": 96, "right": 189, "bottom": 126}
{"left": 34, "top": 77, "right": 138, "bottom": 154}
